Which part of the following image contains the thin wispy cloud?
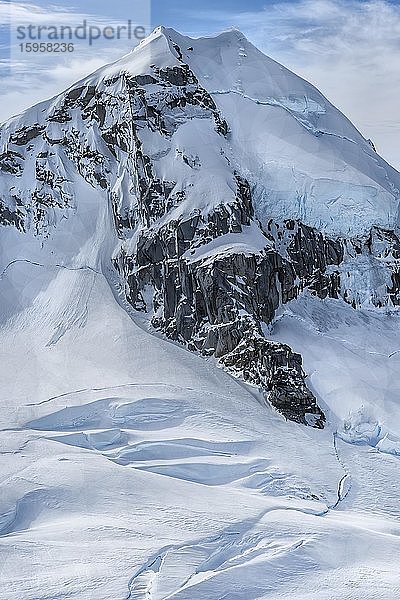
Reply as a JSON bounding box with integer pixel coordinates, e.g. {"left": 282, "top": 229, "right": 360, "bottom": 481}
{"left": 0, "top": 0, "right": 150, "bottom": 122}
{"left": 0, "top": 0, "right": 79, "bottom": 22}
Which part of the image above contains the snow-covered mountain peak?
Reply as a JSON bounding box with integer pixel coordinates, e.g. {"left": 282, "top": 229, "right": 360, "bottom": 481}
{"left": 2, "top": 25, "right": 400, "bottom": 428}
{"left": 3, "top": 27, "right": 400, "bottom": 599}
{"left": 77, "top": 25, "right": 251, "bottom": 86}
{"left": 148, "top": 24, "right": 246, "bottom": 49}
{"left": 53, "top": 24, "right": 400, "bottom": 238}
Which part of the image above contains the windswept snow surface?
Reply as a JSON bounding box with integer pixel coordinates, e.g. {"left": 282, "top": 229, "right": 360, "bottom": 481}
{"left": 2, "top": 244, "right": 400, "bottom": 599}
{"left": 0, "top": 179, "right": 399, "bottom": 600}
{"left": 1, "top": 26, "right": 400, "bottom": 600}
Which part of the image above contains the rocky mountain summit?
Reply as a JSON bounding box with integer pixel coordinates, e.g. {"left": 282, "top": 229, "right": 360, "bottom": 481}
{"left": 1, "top": 26, "right": 400, "bottom": 428}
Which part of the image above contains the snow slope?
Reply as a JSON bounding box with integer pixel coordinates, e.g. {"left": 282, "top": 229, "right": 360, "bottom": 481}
{"left": 270, "top": 292, "right": 400, "bottom": 454}
{"left": 169, "top": 27, "right": 400, "bottom": 237}
{"left": 77, "top": 25, "right": 400, "bottom": 237}
{"left": 1, "top": 26, "right": 400, "bottom": 600}
{"left": 2, "top": 240, "right": 400, "bottom": 600}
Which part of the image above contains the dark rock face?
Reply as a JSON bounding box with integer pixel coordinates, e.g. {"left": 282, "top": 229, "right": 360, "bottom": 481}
{"left": 265, "top": 219, "right": 344, "bottom": 301}
{"left": 3, "top": 58, "right": 400, "bottom": 428}
{"left": 368, "top": 227, "right": 400, "bottom": 305}
{"left": 10, "top": 125, "right": 44, "bottom": 146}
{"left": 0, "top": 199, "right": 25, "bottom": 231}
{"left": 115, "top": 173, "right": 326, "bottom": 427}
{"left": 221, "top": 334, "right": 324, "bottom": 428}
{"left": 0, "top": 150, "right": 24, "bottom": 175}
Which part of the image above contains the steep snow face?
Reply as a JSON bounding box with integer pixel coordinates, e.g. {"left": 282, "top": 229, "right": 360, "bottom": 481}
{"left": 3, "top": 26, "right": 400, "bottom": 238}
{"left": 270, "top": 291, "right": 400, "bottom": 455}
{"left": 145, "top": 27, "right": 400, "bottom": 237}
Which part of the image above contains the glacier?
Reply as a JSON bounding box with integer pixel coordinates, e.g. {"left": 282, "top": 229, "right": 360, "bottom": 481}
{"left": 1, "top": 26, "right": 400, "bottom": 599}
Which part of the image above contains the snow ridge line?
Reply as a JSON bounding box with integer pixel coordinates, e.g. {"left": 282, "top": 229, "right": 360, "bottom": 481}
{"left": 209, "top": 89, "right": 360, "bottom": 144}
{"left": 0, "top": 258, "right": 101, "bottom": 281}
{"left": 25, "top": 382, "right": 187, "bottom": 407}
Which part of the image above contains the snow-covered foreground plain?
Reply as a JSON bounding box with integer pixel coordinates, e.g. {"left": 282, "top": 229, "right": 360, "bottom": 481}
{"left": 1, "top": 262, "right": 400, "bottom": 598}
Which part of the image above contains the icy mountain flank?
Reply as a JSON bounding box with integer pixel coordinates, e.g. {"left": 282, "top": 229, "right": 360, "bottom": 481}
{"left": 1, "top": 26, "right": 400, "bottom": 428}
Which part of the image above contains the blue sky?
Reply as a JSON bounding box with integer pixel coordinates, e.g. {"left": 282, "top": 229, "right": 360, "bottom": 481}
{"left": 1, "top": 0, "right": 400, "bottom": 168}
{"left": 152, "top": 0, "right": 275, "bottom": 32}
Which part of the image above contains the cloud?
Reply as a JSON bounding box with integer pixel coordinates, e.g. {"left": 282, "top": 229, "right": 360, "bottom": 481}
{"left": 0, "top": 0, "right": 150, "bottom": 122}
{"left": 0, "top": 56, "right": 116, "bottom": 124}
{"left": 0, "top": 0, "right": 79, "bottom": 24}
